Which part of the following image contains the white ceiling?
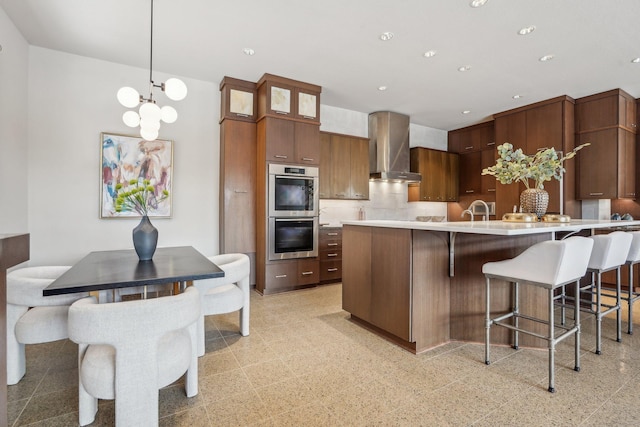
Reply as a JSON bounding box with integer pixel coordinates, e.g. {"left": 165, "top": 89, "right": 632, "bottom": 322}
{"left": 3, "top": 0, "right": 640, "bottom": 131}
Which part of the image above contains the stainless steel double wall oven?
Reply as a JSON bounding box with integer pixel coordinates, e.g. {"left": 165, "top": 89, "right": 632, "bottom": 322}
{"left": 267, "top": 163, "right": 319, "bottom": 260}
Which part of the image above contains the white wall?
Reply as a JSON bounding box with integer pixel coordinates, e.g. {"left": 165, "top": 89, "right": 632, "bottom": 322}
{"left": 26, "top": 47, "right": 218, "bottom": 264}
{"left": 0, "top": 7, "right": 29, "bottom": 233}
{"left": 319, "top": 106, "right": 448, "bottom": 224}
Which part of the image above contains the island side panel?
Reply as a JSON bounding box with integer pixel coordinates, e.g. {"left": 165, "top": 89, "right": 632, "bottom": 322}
{"left": 412, "top": 230, "right": 450, "bottom": 352}
{"left": 449, "top": 232, "right": 552, "bottom": 348}
{"left": 342, "top": 225, "right": 372, "bottom": 322}
{"left": 370, "top": 227, "right": 411, "bottom": 342}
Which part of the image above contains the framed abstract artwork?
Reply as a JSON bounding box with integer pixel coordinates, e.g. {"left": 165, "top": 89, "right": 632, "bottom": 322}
{"left": 100, "top": 132, "right": 173, "bottom": 218}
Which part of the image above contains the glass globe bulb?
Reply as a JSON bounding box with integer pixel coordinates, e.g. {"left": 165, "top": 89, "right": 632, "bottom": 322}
{"left": 163, "top": 78, "right": 187, "bottom": 101}
{"left": 122, "top": 111, "right": 140, "bottom": 128}
{"left": 140, "top": 118, "right": 161, "bottom": 131}
{"left": 161, "top": 106, "right": 178, "bottom": 123}
{"left": 139, "top": 102, "right": 162, "bottom": 121}
{"left": 117, "top": 87, "right": 140, "bottom": 108}
{"left": 140, "top": 127, "right": 159, "bottom": 141}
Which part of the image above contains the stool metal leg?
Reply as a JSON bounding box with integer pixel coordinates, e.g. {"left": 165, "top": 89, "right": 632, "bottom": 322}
{"left": 548, "top": 288, "right": 556, "bottom": 393}
{"left": 513, "top": 282, "right": 519, "bottom": 350}
{"left": 560, "top": 284, "right": 566, "bottom": 325}
{"left": 596, "top": 271, "right": 602, "bottom": 355}
{"left": 485, "top": 277, "right": 491, "bottom": 365}
{"left": 574, "top": 279, "right": 581, "bottom": 373}
{"left": 629, "top": 263, "right": 635, "bottom": 335}
{"left": 616, "top": 267, "right": 622, "bottom": 343}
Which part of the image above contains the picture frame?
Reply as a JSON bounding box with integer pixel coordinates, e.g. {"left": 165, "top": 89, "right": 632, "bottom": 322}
{"left": 100, "top": 132, "right": 173, "bottom": 218}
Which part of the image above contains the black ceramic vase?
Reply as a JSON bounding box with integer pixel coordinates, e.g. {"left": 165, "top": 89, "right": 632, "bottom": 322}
{"left": 132, "top": 215, "right": 158, "bottom": 261}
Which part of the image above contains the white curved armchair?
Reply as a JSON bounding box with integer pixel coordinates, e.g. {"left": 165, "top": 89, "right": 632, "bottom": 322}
{"left": 68, "top": 286, "right": 200, "bottom": 427}
{"left": 193, "top": 253, "right": 250, "bottom": 357}
{"left": 6, "top": 266, "right": 87, "bottom": 385}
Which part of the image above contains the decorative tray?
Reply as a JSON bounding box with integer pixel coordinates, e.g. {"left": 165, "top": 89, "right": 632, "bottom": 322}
{"left": 541, "top": 214, "right": 571, "bottom": 223}
{"left": 501, "top": 213, "right": 538, "bottom": 223}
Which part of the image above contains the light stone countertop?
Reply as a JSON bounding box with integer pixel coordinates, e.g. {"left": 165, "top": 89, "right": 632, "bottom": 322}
{"left": 340, "top": 219, "right": 640, "bottom": 236}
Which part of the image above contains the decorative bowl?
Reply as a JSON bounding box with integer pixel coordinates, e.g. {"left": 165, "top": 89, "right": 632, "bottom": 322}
{"left": 502, "top": 212, "right": 538, "bottom": 223}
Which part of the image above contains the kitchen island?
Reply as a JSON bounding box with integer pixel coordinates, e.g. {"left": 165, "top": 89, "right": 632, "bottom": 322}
{"left": 341, "top": 219, "right": 640, "bottom": 353}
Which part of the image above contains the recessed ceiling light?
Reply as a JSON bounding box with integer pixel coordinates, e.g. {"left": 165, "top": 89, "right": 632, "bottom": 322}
{"left": 458, "top": 65, "right": 471, "bottom": 72}
{"left": 462, "top": 110, "right": 471, "bottom": 114}
{"left": 242, "top": 48, "right": 255, "bottom": 56}
{"left": 632, "top": 58, "right": 640, "bottom": 63}
{"left": 513, "top": 94, "right": 524, "bottom": 99}
{"left": 378, "top": 86, "right": 388, "bottom": 91}
{"left": 518, "top": 25, "right": 536, "bottom": 35}
{"left": 379, "top": 32, "right": 394, "bottom": 41}
{"left": 539, "top": 54, "right": 554, "bottom": 62}
{"left": 469, "top": 0, "right": 488, "bottom": 7}
{"left": 423, "top": 50, "right": 437, "bottom": 58}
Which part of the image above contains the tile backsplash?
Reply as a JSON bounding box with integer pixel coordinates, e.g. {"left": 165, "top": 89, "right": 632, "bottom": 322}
{"left": 319, "top": 181, "right": 447, "bottom": 225}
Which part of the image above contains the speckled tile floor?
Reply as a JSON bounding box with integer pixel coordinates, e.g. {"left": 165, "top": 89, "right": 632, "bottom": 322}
{"left": 8, "top": 283, "right": 640, "bottom": 426}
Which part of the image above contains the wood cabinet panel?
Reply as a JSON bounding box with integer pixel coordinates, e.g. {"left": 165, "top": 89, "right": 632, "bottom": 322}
{"left": 577, "top": 129, "right": 619, "bottom": 199}
{"left": 576, "top": 88, "right": 637, "bottom": 134}
{"left": 264, "top": 117, "right": 295, "bottom": 162}
{"left": 448, "top": 121, "right": 495, "bottom": 153}
{"left": 297, "top": 259, "right": 319, "bottom": 286}
{"left": 220, "top": 120, "right": 256, "bottom": 255}
{"left": 295, "top": 87, "right": 320, "bottom": 123}
{"left": 409, "top": 148, "right": 458, "bottom": 202}
{"left": 459, "top": 151, "right": 482, "bottom": 196}
{"left": 480, "top": 149, "right": 496, "bottom": 194}
{"left": 319, "top": 227, "right": 342, "bottom": 283}
{"left": 294, "top": 122, "right": 320, "bottom": 165}
{"left": 220, "top": 77, "right": 257, "bottom": 122}
{"left": 494, "top": 111, "right": 526, "bottom": 218}
{"left": 320, "top": 260, "right": 342, "bottom": 283}
{"left": 320, "top": 131, "right": 369, "bottom": 200}
{"left": 264, "top": 262, "right": 297, "bottom": 292}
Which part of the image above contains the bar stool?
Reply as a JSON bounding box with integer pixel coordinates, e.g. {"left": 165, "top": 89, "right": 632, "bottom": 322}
{"left": 620, "top": 231, "right": 640, "bottom": 334}
{"left": 483, "top": 236, "right": 593, "bottom": 393}
{"left": 581, "top": 231, "right": 633, "bottom": 354}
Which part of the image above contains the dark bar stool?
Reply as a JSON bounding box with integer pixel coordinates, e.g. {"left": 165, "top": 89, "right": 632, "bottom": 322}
{"left": 483, "top": 236, "right": 593, "bottom": 393}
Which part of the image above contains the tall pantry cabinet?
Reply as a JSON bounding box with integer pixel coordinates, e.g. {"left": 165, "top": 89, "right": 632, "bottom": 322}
{"left": 219, "top": 77, "right": 258, "bottom": 284}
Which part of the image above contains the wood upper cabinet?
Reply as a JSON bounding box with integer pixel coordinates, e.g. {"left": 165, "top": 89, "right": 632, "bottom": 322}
{"left": 257, "top": 73, "right": 321, "bottom": 124}
{"left": 576, "top": 89, "right": 637, "bottom": 200}
{"left": 459, "top": 151, "right": 482, "bottom": 196}
{"left": 480, "top": 149, "right": 496, "bottom": 194}
{"left": 319, "top": 131, "right": 369, "bottom": 200}
{"left": 448, "top": 121, "right": 495, "bottom": 153}
{"left": 576, "top": 88, "right": 637, "bottom": 134}
{"left": 409, "top": 148, "right": 459, "bottom": 202}
{"left": 219, "top": 77, "right": 257, "bottom": 122}
{"left": 262, "top": 117, "right": 319, "bottom": 165}
{"left": 493, "top": 96, "right": 576, "bottom": 217}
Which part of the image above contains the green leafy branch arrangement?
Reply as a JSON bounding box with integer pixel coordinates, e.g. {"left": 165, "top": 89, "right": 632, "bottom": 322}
{"left": 114, "top": 179, "right": 169, "bottom": 216}
{"left": 481, "top": 142, "right": 590, "bottom": 190}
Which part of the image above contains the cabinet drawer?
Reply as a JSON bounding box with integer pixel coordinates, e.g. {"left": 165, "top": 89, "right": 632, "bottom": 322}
{"left": 320, "top": 249, "right": 342, "bottom": 262}
{"left": 319, "top": 239, "right": 342, "bottom": 251}
{"left": 319, "top": 227, "right": 342, "bottom": 239}
{"left": 320, "top": 260, "right": 342, "bottom": 283}
{"left": 264, "top": 262, "right": 296, "bottom": 290}
{"left": 297, "top": 259, "right": 319, "bottom": 286}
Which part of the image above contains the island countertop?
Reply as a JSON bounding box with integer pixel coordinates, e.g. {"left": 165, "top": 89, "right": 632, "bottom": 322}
{"left": 341, "top": 219, "right": 640, "bottom": 236}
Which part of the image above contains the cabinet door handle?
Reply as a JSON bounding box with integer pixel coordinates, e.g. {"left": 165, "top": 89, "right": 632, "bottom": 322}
{"left": 274, "top": 155, "right": 288, "bottom": 159}
{"left": 275, "top": 274, "right": 287, "bottom": 278}
{"left": 301, "top": 271, "right": 314, "bottom": 276}
{"left": 275, "top": 110, "right": 289, "bottom": 115}
{"left": 354, "top": 193, "right": 365, "bottom": 197}
{"left": 465, "top": 190, "right": 475, "bottom": 193}
{"left": 327, "top": 243, "right": 338, "bottom": 246}
{"left": 335, "top": 192, "right": 346, "bottom": 196}
{"left": 302, "top": 115, "right": 316, "bottom": 120}
{"left": 327, "top": 253, "right": 338, "bottom": 257}
{"left": 328, "top": 232, "right": 338, "bottom": 236}
{"left": 487, "top": 142, "right": 495, "bottom": 146}
{"left": 235, "top": 113, "right": 250, "bottom": 118}
{"left": 302, "top": 157, "right": 314, "bottom": 162}
{"left": 589, "top": 192, "right": 604, "bottom": 196}
{"left": 327, "top": 268, "right": 338, "bottom": 272}
{"left": 234, "top": 190, "right": 248, "bottom": 193}
{"left": 465, "top": 146, "right": 474, "bottom": 150}
{"left": 628, "top": 193, "right": 636, "bottom": 196}
{"left": 488, "top": 188, "right": 496, "bottom": 192}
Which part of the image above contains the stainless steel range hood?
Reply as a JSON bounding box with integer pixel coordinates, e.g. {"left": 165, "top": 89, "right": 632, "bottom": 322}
{"left": 368, "top": 111, "right": 422, "bottom": 182}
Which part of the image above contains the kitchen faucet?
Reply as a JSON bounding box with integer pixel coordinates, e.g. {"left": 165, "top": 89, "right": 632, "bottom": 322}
{"left": 465, "top": 200, "right": 490, "bottom": 221}
{"left": 461, "top": 209, "right": 474, "bottom": 221}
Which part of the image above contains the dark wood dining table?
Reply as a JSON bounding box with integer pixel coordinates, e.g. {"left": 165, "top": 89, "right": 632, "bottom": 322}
{"left": 44, "top": 246, "right": 224, "bottom": 298}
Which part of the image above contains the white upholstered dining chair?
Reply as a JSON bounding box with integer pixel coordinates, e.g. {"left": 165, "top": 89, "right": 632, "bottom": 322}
{"left": 67, "top": 286, "right": 200, "bottom": 427}
{"left": 193, "top": 253, "right": 250, "bottom": 356}
{"left": 6, "top": 265, "right": 88, "bottom": 385}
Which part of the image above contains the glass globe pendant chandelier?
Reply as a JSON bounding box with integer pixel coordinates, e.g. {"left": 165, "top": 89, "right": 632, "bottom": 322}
{"left": 116, "top": 0, "right": 187, "bottom": 141}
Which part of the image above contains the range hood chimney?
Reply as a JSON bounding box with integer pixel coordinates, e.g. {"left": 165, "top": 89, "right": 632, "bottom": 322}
{"left": 368, "top": 111, "right": 422, "bottom": 182}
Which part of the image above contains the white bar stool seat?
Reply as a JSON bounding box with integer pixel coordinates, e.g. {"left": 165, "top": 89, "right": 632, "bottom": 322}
{"left": 582, "top": 231, "right": 633, "bottom": 354}
{"left": 483, "top": 236, "right": 593, "bottom": 393}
